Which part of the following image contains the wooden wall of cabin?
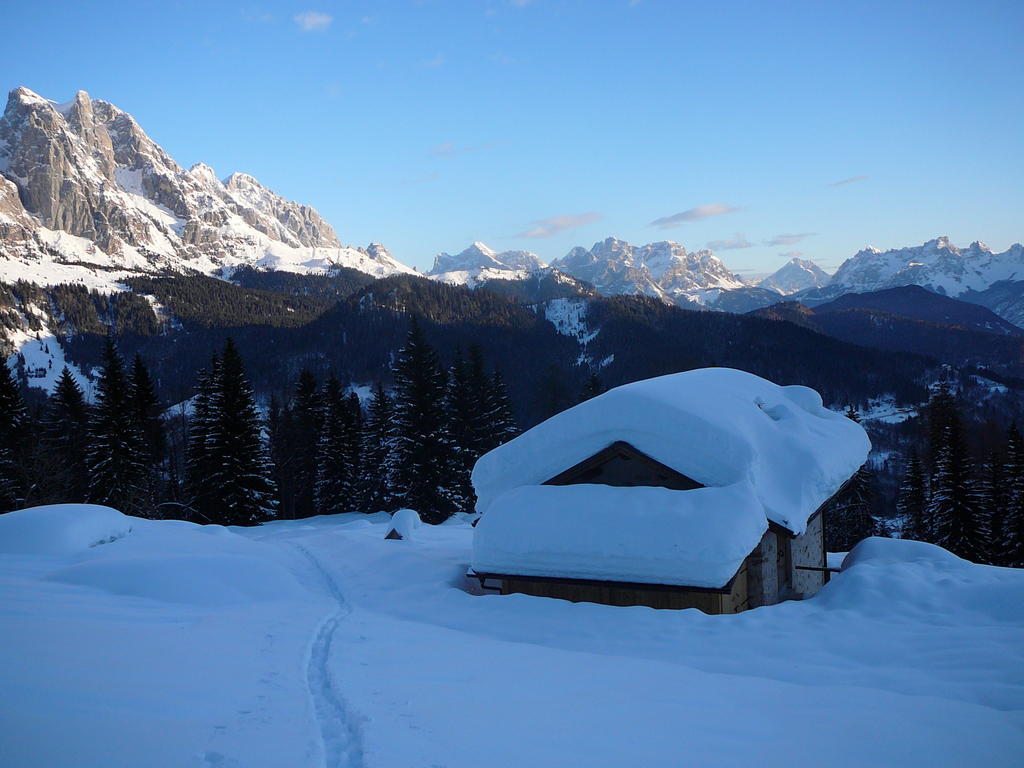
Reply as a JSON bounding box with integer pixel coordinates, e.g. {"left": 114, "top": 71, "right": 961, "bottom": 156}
{"left": 544, "top": 443, "right": 703, "bottom": 491}
{"left": 745, "top": 530, "right": 779, "bottom": 608}
{"left": 501, "top": 567, "right": 749, "bottom": 615}
{"left": 791, "top": 513, "right": 826, "bottom": 596}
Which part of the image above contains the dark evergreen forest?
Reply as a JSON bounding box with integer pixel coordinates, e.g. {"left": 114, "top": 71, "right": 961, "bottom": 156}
{"left": 3, "top": 270, "right": 1023, "bottom": 561}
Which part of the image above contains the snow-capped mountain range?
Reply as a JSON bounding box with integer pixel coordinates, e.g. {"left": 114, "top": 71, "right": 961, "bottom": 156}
{"left": 428, "top": 242, "right": 545, "bottom": 287}
{"left": 428, "top": 237, "right": 767, "bottom": 308}
{"left": 1, "top": 86, "right": 1021, "bottom": 325}
{"left": 0, "top": 87, "right": 412, "bottom": 290}
{"left": 829, "top": 237, "right": 1024, "bottom": 297}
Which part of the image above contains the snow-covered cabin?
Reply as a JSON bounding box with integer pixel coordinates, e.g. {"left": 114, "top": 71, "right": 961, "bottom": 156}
{"left": 469, "top": 368, "right": 870, "bottom": 613}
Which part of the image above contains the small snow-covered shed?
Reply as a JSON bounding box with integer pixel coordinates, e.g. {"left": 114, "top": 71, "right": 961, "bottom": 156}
{"left": 469, "top": 368, "right": 870, "bottom": 613}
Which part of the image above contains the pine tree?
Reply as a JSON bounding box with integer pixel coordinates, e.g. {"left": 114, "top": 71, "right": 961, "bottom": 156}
{"left": 0, "top": 359, "right": 28, "bottom": 510}
{"left": 86, "top": 337, "right": 147, "bottom": 514}
{"left": 343, "top": 391, "right": 364, "bottom": 495}
{"left": 826, "top": 462, "right": 876, "bottom": 551}
{"left": 314, "top": 375, "right": 357, "bottom": 515}
{"left": 128, "top": 354, "right": 165, "bottom": 516}
{"left": 484, "top": 369, "right": 518, "bottom": 451}
{"left": 185, "top": 356, "right": 220, "bottom": 521}
{"left": 925, "top": 380, "right": 958, "bottom": 473}
{"left": 128, "top": 354, "right": 165, "bottom": 466}
{"left": 444, "top": 349, "right": 478, "bottom": 512}
{"left": 928, "top": 422, "right": 987, "bottom": 562}
{"left": 1002, "top": 423, "right": 1024, "bottom": 567}
{"left": 202, "top": 339, "right": 277, "bottom": 525}
{"left": 290, "top": 369, "right": 321, "bottom": 518}
{"left": 41, "top": 367, "right": 90, "bottom": 502}
{"left": 386, "top": 319, "right": 461, "bottom": 523}
{"left": 896, "top": 452, "right": 929, "bottom": 543}
{"left": 824, "top": 407, "right": 876, "bottom": 551}
{"left": 979, "top": 450, "right": 1006, "bottom": 565}
{"left": 358, "top": 382, "right": 393, "bottom": 513}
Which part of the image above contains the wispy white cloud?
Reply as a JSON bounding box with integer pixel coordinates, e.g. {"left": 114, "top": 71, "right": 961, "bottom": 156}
{"left": 293, "top": 10, "right": 333, "bottom": 31}
{"left": 778, "top": 250, "right": 803, "bottom": 259}
{"left": 649, "top": 202, "right": 740, "bottom": 229}
{"left": 707, "top": 234, "right": 753, "bottom": 251}
{"left": 827, "top": 175, "right": 868, "bottom": 187}
{"left": 765, "top": 232, "right": 815, "bottom": 246}
{"left": 421, "top": 53, "right": 446, "bottom": 68}
{"left": 515, "top": 212, "right": 603, "bottom": 239}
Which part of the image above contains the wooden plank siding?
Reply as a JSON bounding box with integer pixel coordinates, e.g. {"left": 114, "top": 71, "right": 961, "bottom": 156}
{"left": 495, "top": 564, "right": 749, "bottom": 614}
{"left": 543, "top": 441, "right": 704, "bottom": 491}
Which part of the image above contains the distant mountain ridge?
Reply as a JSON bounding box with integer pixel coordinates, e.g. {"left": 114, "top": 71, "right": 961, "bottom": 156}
{"left": 752, "top": 285, "right": 1024, "bottom": 376}
{"left": 814, "top": 285, "right": 1022, "bottom": 336}
{"left": 829, "top": 237, "right": 1024, "bottom": 297}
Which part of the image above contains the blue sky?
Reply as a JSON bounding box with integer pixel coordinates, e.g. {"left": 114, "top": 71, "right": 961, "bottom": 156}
{"left": 3, "top": 0, "right": 1022, "bottom": 273}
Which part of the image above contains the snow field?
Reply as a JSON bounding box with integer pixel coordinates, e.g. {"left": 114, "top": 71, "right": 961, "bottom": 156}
{"left": 2, "top": 505, "right": 1023, "bottom": 767}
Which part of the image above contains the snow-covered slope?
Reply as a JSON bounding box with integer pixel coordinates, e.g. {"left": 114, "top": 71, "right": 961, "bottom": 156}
{"left": 551, "top": 237, "right": 745, "bottom": 307}
{"left": 2, "top": 506, "right": 1021, "bottom": 767}
{"left": 0, "top": 86, "right": 414, "bottom": 290}
{"left": 830, "top": 237, "right": 1024, "bottom": 297}
{"left": 759, "top": 256, "right": 831, "bottom": 294}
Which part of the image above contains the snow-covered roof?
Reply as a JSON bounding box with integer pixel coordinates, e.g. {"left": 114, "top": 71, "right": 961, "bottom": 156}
{"left": 474, "top": 368, "right": 869, "bottom": 533}
{"left": 471, "top": 368, "right": 869, "bottom": 587}
{"left": 471, "top": 483, "right": 767, "bottom": 588}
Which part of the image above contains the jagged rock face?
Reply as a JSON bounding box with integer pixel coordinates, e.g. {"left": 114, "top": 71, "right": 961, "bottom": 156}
{"left": 552, "top": 237, "right": 744, "bottom": 305}
{"left": 830, "top": 237, "right": 1024, "bottom": 297}
{"left": 0, "top": 176, "right": 35, "bottom": 242}
{"left": 0, "top": 86, "right": 412, "bottom": 287}
{"left": 759, "top": 257, "right": 831, "bottom": 295}
{"left": 224, "top": 172, "right": 341, "bottom": 249}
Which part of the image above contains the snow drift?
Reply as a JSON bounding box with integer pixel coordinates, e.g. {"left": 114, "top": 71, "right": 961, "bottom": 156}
{"left": 0, "top": 504, "right": 305, "bottom": 606}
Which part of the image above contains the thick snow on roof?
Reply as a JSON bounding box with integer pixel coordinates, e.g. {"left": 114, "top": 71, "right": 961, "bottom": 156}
{"left": 471, "top": 483, "right": 767, "bottom": 588}
{"left": 473, "top": 368, "right": 870, "bottom": 535}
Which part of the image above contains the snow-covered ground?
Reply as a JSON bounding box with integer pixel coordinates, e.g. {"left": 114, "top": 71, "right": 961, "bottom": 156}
{"left": 2, "top": 505, "right": 1022, "bottom": 767}
{"left": 5, "top": 329, "right": 93, "bottom": 396}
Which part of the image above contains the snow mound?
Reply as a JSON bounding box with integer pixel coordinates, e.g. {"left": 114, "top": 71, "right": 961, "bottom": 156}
{"left": 841, "top": 536, "right": 966, "bottom": 571}
{"left": 48, "top": 552, "right": 303, "bottom": 606}
{"left": 472, "top": 483, "right": 766, "bottom": 588}
{"left": 0, "top": 504, "right": 133, "bottom": 554}
{"left": 387, "top": 508, "right": 423, "bottom": 541}
{"left": 472, "top": 367, "right": 870, "bottom": 534}
{"left": 820, "top": 537, "right": 1024, "bottom": 624}
{"left": 0, "top": 504, "right": 304, "bottom": 606}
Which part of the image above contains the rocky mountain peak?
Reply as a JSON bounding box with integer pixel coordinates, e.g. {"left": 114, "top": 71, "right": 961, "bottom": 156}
{"left": 759, "top": 256, "right": 831, "bottom": 295}
{"left": 0, "top": 86, "right": 412, "bottom": 286}
{"left": 551, "top": 237, "right": 743, "bottom": 305}
{"left": 430, "top": 241, "right": 544, "bottom": 277}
